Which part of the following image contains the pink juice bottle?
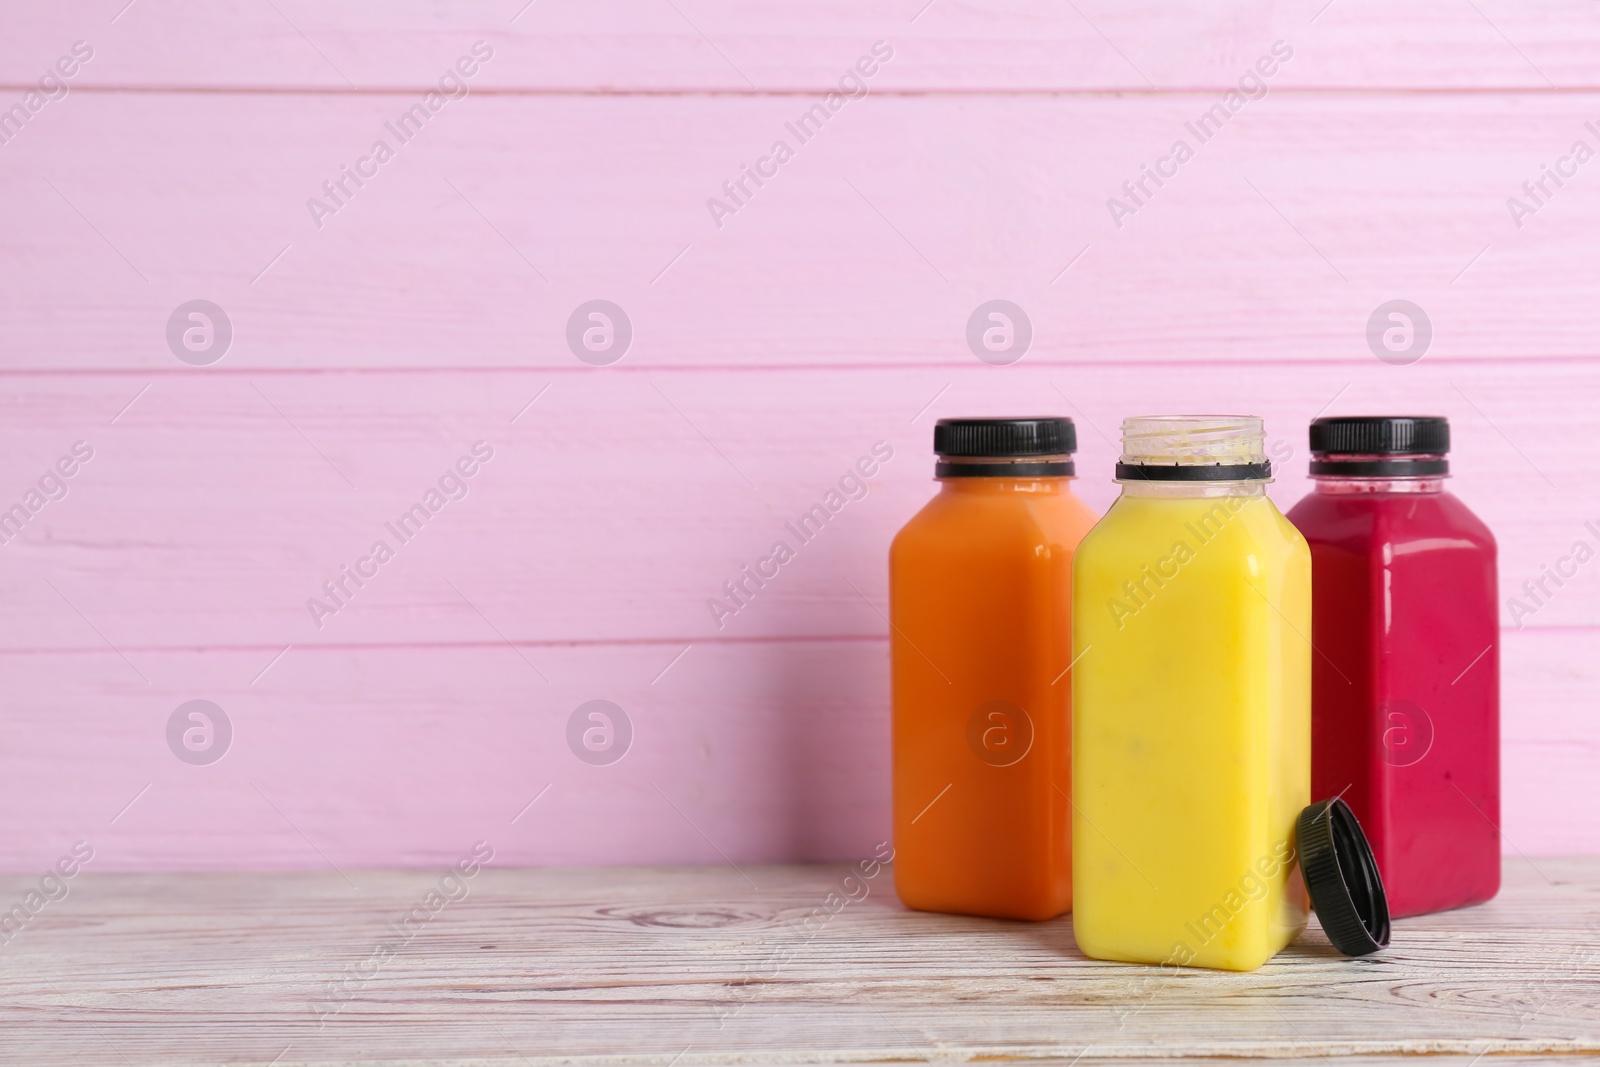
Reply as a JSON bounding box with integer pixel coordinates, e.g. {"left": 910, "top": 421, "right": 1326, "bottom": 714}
{"left": 1286, "top": 416, "right": 1499, "bottom": 918}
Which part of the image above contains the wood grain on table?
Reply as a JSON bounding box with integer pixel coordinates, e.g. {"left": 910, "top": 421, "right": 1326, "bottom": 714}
{"left": 1, "top": 857, "right": 1596, "bottom": 1064}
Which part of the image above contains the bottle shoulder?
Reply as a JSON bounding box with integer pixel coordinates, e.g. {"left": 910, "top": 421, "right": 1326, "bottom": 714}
{"left": 1434, "top": 490, "right": 1497, "bottom": 550}
{"left": 1287, "top": 488, "right": 1496, "bottom": 556}
{"left": 1082, "top": 491, "right": 1291, "bottom": 538}
{"left": 891, "top": 485, "right": 1097, "bottom": 559}
{"left": 1076, "top": 492, "right": 1306, "bottom": 573}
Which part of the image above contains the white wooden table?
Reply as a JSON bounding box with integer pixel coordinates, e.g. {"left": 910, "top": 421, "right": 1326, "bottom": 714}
{"left": 1, "top": 858, "right": 1596, "bottom": 1065}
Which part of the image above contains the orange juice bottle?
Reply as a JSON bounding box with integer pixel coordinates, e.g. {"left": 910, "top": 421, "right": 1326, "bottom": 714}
{"left": 889, "top": 417, "right": 1098, "bottom": 920}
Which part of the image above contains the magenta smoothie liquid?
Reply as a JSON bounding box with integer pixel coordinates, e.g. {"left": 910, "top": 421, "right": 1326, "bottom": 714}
{"left": 1286, "top": 417, "right": 1499, "bottom": 918}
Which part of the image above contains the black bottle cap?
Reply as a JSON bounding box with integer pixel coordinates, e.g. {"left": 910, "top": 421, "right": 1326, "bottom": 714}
{"left": 1296, "top": 798, "right": 1391, "bottom": 957}
{"left": 1309, "top": 417, "right": 1449, "bottom": 477}
{"left": 1309, "top": 415, "right": 1448, "bottom": 454}
{"left": 934, "top": 417, "right": 1076, "bottom": 457}
{"left": 933, "top": 418, "right": 1075, "bottom": 478}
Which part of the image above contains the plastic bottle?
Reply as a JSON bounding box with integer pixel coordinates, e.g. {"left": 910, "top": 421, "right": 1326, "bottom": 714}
{"left": 889, "top": 417, "right": 1097, "bottom": 920}
{"left": 1286, "top": 416, "right": 1500, "bottom": 917}
{"left": 1071, "top": 416, "right": 1312, "bottom": 970}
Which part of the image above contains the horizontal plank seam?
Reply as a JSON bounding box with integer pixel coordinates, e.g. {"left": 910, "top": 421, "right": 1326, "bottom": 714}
{"left": 0, "top": 634, "right": 891, "bottom": 656}
{"left": 0, "top": 623, "right": 1586, "bottom": 657}
{"left": 2, "top": 84, "right": 1599, "bottom": 98}
{"left": 5, "top": 354, "right": 1600, "bottom": 378}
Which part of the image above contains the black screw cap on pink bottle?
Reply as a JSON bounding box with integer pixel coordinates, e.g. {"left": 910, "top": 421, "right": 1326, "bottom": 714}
{"left": 1309, "top": 415, "right": 1449, "bottom": 478}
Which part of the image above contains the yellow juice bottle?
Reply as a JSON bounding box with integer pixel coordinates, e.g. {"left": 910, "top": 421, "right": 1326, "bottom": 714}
{"left": 1071, "top": 416, "right": 1312, "bottom": 971}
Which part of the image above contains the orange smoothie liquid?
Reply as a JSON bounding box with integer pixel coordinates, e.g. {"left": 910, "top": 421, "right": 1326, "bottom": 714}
{"left": 889, "top": 419, "right": 1097, "bottom": 921}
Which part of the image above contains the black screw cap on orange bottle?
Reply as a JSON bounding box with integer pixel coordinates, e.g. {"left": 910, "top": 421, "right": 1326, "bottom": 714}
{"left": 1296, "top": 798, "right": 1392, "bottom": 957}
{"left": 932, "top": 417, "right": 1075, "bottom": 478}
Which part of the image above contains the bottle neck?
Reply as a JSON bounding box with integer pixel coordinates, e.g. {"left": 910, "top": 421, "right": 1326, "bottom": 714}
{"left": 934, "top": 451, "right": 1075, "bottom": 483}
{"left": 1314, "top": 476, "right": 1444, "bottom": 495}
{"left": 1116, "top": 416, "right": 1270, "bottom": 499}
{"left": 1119, "top": 479, "right": 1268, "bottom": 499}
{"left": 1311, "top": 451, "right": 1447, "bottom": 494}
{"left": 938, "top": 474, "right": 1075, "bottom": 495}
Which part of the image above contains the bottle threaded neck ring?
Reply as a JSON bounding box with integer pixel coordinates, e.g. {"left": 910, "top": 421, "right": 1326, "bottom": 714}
{"left": 1117, "top": 415, "right": 1270, "bottom": 483}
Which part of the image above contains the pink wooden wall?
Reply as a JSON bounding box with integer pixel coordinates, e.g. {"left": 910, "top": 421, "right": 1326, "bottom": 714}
{"left": 1, "top": 1, "right": 1596, "bottom": 872}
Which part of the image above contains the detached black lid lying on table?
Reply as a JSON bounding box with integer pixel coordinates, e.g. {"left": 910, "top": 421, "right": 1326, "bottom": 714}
{"left": 1297, "top": 798, "right": 1391, "bottom": 957}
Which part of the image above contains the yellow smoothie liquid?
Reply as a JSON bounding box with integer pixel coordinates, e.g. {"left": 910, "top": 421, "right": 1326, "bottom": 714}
{"left": 1071, "top": 416, "right": 1311, "bottom": 972}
